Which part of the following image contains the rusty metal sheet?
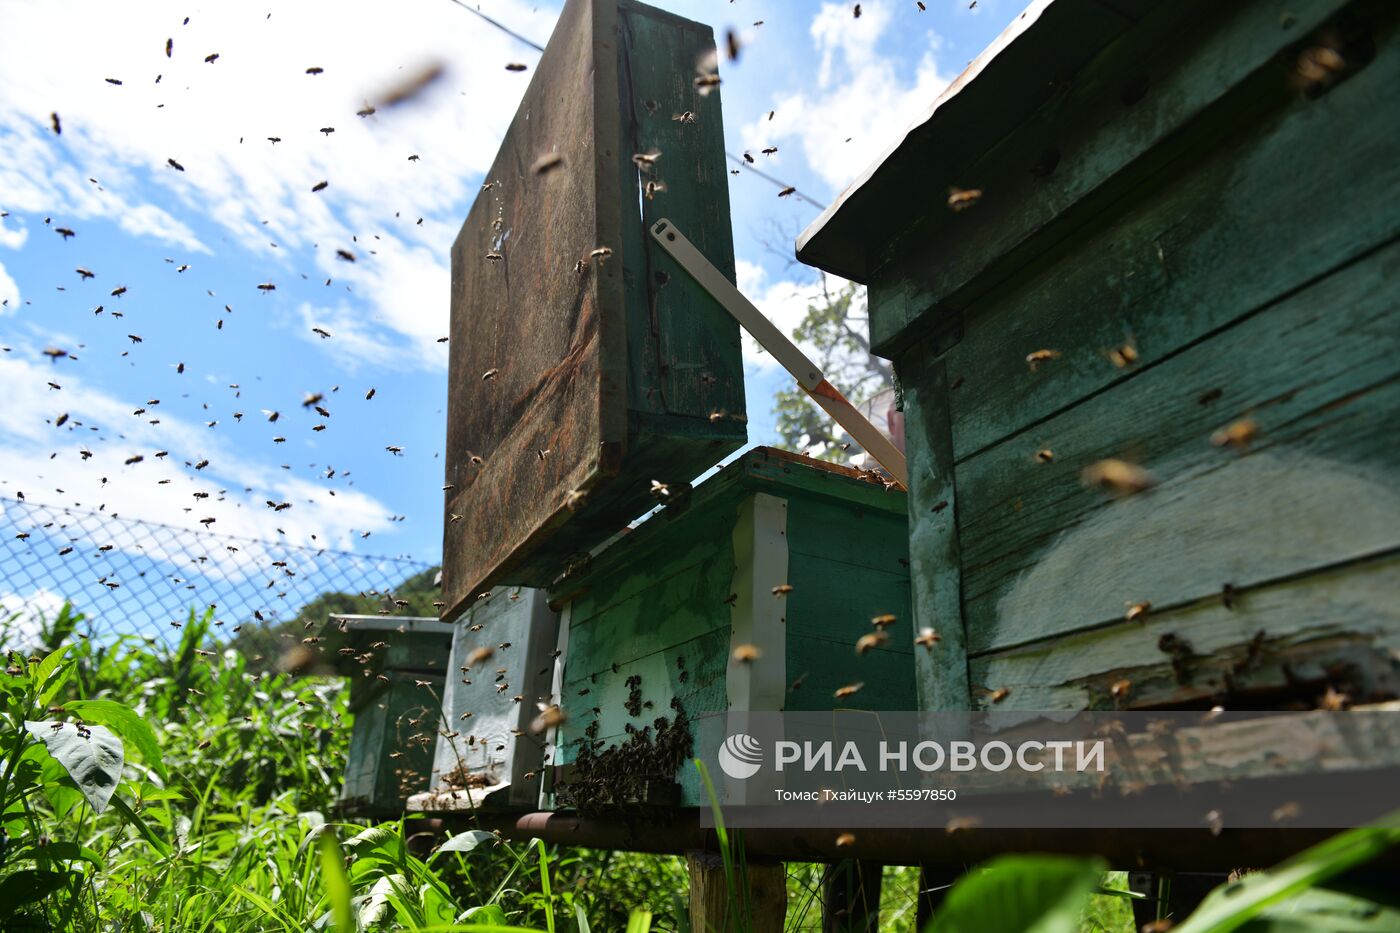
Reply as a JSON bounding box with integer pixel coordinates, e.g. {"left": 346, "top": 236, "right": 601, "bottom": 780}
{"left": 442, "top": 0, "right": 744, "bottom": 621}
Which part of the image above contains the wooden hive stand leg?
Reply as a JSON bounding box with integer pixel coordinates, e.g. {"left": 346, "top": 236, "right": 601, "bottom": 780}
{"left": 687, "top": 851, "right": 787, "bottom": 933}
{"left": 821, "top": 859, "right": 882, "bottom": 932}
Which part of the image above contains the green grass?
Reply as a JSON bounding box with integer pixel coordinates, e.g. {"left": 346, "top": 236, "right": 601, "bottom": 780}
{"left": 1, "top": 603, "right": 1396, "bottom": 932}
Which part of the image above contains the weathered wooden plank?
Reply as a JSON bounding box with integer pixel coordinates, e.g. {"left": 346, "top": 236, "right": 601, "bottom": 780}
{"left": 898, "top": 342, "right": 972, "bottom": 711}
{"left": 619, "top": 1, "right": 744, "bottom": 422}
{"left": 968, "top": 551, "right": 1400, "bottom": 710}
{"left": 933, "top": 14, "right": 1400, "bottom": 461}
{"left": 340, "top": 670, "right": 443, "bottom": 816}
{"left": 783, "top": 494, "right": 910, "bottom": 576}
{"left": 957, "top": 238, "right": 1400, "bottom": 655}
{"left": 442, "top": 0, "right": 745, "bottom": 616}
{"left": 864, "top": 0, "right": 1367, "bottom": 353}
{"left": 727, "top": 493, "right": 788, "bottom": 712}
{"left": 689, "top": 852, "right": 786, "bottom": 933}
{"left": 781, "top": 557, "right": 911, "bottom": 652}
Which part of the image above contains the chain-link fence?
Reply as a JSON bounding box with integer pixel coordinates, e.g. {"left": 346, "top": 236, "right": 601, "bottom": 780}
{"left": 0, "top": 495, "right": 437, "bottom": 647}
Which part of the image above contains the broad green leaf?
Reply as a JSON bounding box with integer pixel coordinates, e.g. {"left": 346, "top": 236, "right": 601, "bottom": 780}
{"left": 34, "top": 644, "right": 72, "bottom": 706}
{"left": 462, "top": 904, "right": 511, "bottom": 925}
{"left": 1235, "top": 884, "right": 1400, "bottom": 932}
{"left": 25, "top": 720, "right": 123, "bottom": 813}
{"left": 360, "top": 875, "right": 398, "bottom": 926}
{"left": 13, "top": 840, "right": 104, "bottom": 869}
{"left": 1173, "top": 813, "right": 1400, "bottom": 933}
{"left": 0, "top": 868, "right": 72, "bottom": 918}
{"left": 436, "top": 830, "right": 497, "bottom": 855}
{"left": 65, "top": 698, "right": 168, "bottom": 781}
{"left": 928, "top": 855, "right": 1106, "bottom": 933}
{"left": 320, "top": 833, "right": 356, "bottom": 933}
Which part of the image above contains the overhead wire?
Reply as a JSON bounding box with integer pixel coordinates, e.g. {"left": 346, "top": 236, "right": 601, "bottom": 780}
{"left": 440, "top": 0, "right": 829, "bottom": 210}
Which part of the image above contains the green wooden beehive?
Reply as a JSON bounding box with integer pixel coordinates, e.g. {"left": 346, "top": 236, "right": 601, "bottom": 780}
{"left": 441, "top": 0, "right": 744, "bottom": 622}
{"left": 798, "top": 0, "right": 1400, "bottom": 713}
{"left": 544, "top": 447, "right": 913, "bottom": 808}
{"left": 331, "top": 615, "right": 452, "bottom": 816}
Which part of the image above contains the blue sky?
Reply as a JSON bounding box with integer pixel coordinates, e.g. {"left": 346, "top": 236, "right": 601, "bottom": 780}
{"left": 0, "top": 0, "right": 1018, "bottom": 588}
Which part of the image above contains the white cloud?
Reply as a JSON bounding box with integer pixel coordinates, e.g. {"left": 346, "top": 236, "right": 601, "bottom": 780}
{"left": 0, "top": 259, "right": 18, "bottom": 310}
{"left": 743, "top": 0, "right": 952, "bottom": 193}
{"left": 0, "top": 0, "right": 557, "bottom": 370}
{"left": 0, "top": 587, "right": 65, "bottom": 651}
{"left": 0, "top": 346, "right": 396, "bottom": 572}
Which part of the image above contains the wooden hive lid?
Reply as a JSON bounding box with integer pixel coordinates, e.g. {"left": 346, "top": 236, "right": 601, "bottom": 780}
{"left": 442, "top": 0, "right": 745, "bottom": 621}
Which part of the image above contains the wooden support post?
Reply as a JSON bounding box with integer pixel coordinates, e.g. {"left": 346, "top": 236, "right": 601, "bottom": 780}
{"left": 821, "top": 859, "right": 882, "bottom": 933}
{"left": 687, "top": 851, "right": 786, "bottom": 933}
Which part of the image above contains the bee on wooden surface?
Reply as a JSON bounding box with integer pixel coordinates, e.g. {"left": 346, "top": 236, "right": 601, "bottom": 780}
{"left": 771, "top": 584, "right": 793, "bottom": 597}
{"left": 946, "top": 187, "right": 982, "bottom": 211}
{"left": 672, "top": 111, "right": 696, "bottom": 125}
{"left": 1081, "top": 459, "right": 1155, "bottom": 496}
{"left": 987, "top": 687, "right": 1010, "bottom": 704}
{"left": 1221, "top": 582, "right": 1237, "bottom": 610}
{"left": 1211, "top": 418, "right": 1258, "bottom": 450}
{"left": 855, "top": 632, "right": 887, "bottom": 654}
{"left": 1024, "top": 348, "right": 1059, "bottom": 371}
{"left": 1034, "top": 448, "right": 1055, "bottom": 463}
{"left": 834, "top": 682, "right": 863, "bottom": 699}
{"left": 722, "top": 593, "right": 739, "bottom": 606}
{"left": 531, "top": 152, "right": 564, "bottom": 176}
{"left": 1124, "top": 601, "right": 1151, "bottom": 624}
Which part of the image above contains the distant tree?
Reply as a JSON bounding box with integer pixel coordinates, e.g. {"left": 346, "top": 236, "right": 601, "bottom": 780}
{"left": 773, "top": 277, "right": 894, "bottom": 460}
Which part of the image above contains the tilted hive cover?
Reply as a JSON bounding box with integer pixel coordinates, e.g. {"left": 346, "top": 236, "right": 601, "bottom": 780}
{"left": 443, "top": 0, "right": 745, "bottom": 621}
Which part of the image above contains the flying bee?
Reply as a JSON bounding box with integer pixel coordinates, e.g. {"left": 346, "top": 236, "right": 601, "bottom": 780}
{"left": 834, "top": 832, "right": 856, "bottom": 848}
{"left": 505, "top": 63, "right": 528, "bottom": 72}
{"left": 1082, "top": 459, "right": 1155, "bottom": 496}
{"left": 481, "top": 368, "right": 499, "bottom": 381}
{"left": 649, "top": 479, "right": 671, "bottom": 500}
{"left": 778, "top": 186, "right": 796, "bottom": 198}
{"left": 589, "top": 246, "right": 613, "bottom": 264}
{"left": 632, "top": 150, "right": 661, "bottom": 170}
{"left": 771, "top": 584, "right": 793, "bottom": 597}
{"left": 915, "top": 627, "right": 942, "bottom": 649}
{"left": 257, "top": 282, "right": 276, "bottom": 292}
{"left": 643, "top": 179, "right": 666, "bottom": 201}
{"left": 1124, "top": 601, "right": 1151, "bottom": 623}
{"left": 732, "top": 643, "right": 762, "bottom": 663}
{"left": 167, "top": 158, "right": 185, "bottom": 172}
{"left": 1211, "top": 418, "right": 1258, "bottom": 450}
{"left": 485, "top": 250, "right": 503, "bottom": 263}
{"left": 672, "top": 111, "right": 696, "bottom": 124}
{"left": 1035, "top": 448, "right": 1055, "bottom": 463}
{"left": 762, "top": 147, "right": 778, "bottom": 155}
{"left": 722, "top": 593, "right": 739, "bottom": 606}
{"left": 531, "top": 152, "right": 564, "bottom": 175}
{"left": 76, "top": 267, "right": 95, "bottom": 280}
{"left": 871, "top": 613, "right": 896, "bottom": 629}
{"left": 465, "top": 646, "right": 494, "bottom": 667}
{"left": 855, "top": 632, "right": 887, "bottom": 654}
{"left": 946, "top": 186, "right": 982, "bottom": 211}
{"left": 1024, "top": 348, "right": 1060, "bottom": 371}
{"left": 1109, "top": 679, "right": 1132, "bottom": 704}
{"left": 311, "top": 180, "right": 328, "bottom": 192}
{"left": 987, "top": 686, "right": 1010, "bottom": 703}
{"left": 1106, "top": 340, "right": 1139, "bottom": 369}
{"left": 834, "top": 682, "right": 863, "bottom": 699}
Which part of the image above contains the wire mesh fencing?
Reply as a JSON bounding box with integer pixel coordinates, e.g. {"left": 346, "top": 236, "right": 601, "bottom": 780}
{"left": 0, "top": 495, "right": 437, "bottom": 648}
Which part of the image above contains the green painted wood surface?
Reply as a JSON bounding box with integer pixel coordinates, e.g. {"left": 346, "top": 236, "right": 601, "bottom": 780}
{"left": 865, "top": 0, "right": 1360, "bottom": 354}
{"left": 550, "top": 448, "right": 913, "bottom": 804}
{"left": 936, "top": 17, "right": 1400, "bottom": 461}
{"left": 956, "top": 238, "right": 1400, "bottom": 656}
{"left": 341, "top": 670, "right": 443, "bottom": 816}
{"left": 896, "top": 343, "right": 971, "bottom": 711}
{"left": 969, "top": 551, "right": 1400, "bottom": 710}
